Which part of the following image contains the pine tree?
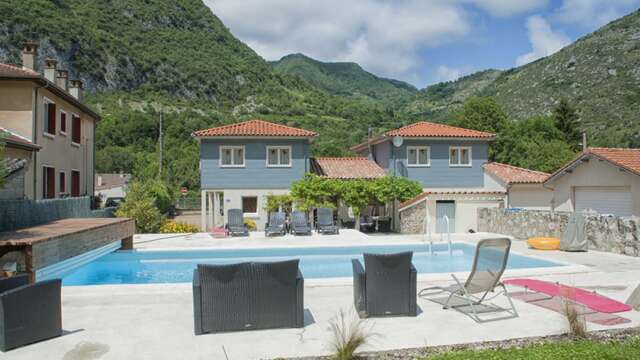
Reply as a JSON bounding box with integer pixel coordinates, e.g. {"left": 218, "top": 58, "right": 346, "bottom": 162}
{"left": 552, "top": 99, "right": 582, "bottom": 150}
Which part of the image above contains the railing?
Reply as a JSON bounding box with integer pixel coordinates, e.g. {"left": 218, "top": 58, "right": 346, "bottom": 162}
{"left": 176, "top": 197, "right": 202, "bottom": 211}
{"left": 424, "top": 215, "right": 452, "bottom": 256}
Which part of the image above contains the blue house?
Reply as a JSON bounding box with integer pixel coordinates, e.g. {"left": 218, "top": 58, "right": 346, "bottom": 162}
{"left": 192, "top": 120, "right": 317, "bottom": 231}
{"left": 351, "top": 121, "right": 507, "bottom": 233}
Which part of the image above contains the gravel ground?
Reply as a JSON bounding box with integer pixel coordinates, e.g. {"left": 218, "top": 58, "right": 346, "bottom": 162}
{"left": 285, "top": 327, "right": 640, "bottom": 360}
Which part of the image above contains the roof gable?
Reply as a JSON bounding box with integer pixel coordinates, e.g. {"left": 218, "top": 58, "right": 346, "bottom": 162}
{"left": 546, "top": 147, "right": 640, "bottom": 183}
{"left": 192, "top": 119, "right": 317, "bottom": 138}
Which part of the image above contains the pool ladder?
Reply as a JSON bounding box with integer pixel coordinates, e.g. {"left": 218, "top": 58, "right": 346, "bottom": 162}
{"left": 425, "top": 215, "right": 452, "bottom": 256}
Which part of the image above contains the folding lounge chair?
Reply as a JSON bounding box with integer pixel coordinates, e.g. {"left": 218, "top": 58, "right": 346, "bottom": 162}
{"left": 419, "top": 238, "right": 518, "bottom": 322}
{"left": 265, "top": 212, "right": 286, "bottom": 236}
{"left": 290, "top": 211, "right": 312, "bottom": 235}
{"left": 1, "top": 275, "right": 62, "bottom": 351}
{"left": 316, "top": 207, "right": 339, "bottom": 235}
{"left": 352, "top": 252, "right": 417, "bottom": 318}
{"left": 226, "top": 209, "right": 249, "bottom": 236}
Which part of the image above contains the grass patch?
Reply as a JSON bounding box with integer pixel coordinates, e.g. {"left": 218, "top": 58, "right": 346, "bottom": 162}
{"left": 420, "top": 337, "right": 640, "bottom": 360}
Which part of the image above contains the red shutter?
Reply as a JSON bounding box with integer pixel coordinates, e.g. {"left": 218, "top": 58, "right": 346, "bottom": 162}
{"left": 47, "top": 103, "right": 56, "bottom": 135}
{"left": 43, "top": 167, "right": 55, "bottom": 199}
{"left": 71, "top": 171, "right": 80, "bottom": 197}
{"left": 60, "top": 112, "right": 66, "bottom": 133}
{"left": 72, "top": 115, "right": 81, "bottom": 144}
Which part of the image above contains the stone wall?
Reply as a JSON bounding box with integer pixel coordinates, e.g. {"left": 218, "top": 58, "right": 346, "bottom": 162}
{"left": 0, "top": 171, "right": 25, "bottom": 200}
{"left": 400, "top": 201, "right": 426, "bottom": 234}
{"left": 478, "top": 208, "right": 640, "bottom": 256}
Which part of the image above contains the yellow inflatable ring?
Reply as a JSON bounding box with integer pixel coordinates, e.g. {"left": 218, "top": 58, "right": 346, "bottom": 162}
{"left": 527, "top": 237, "right": 561, "bottom": 250}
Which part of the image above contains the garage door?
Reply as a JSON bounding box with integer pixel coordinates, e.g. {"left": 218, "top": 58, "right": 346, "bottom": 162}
{"left": 574, "top": 187, "right": 632, "bottom": 217}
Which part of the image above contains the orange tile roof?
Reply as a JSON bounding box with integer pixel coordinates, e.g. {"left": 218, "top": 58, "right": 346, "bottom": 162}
{"left": 311, "top": 157, "right": 386, "bottom": 179}
{"left": 399, "top": 190, "right": 506, "bottom": 210}
{"left": 484, "top": 162, "right": 549, "bottom": 184}
{"left": 385, "top": 121, "right": 495, "bottom": 138}
{"left": 0, "top": 126, "right": 40, "bottom": 151}
{"left": 0, "top": 63, "right": 40, "bottom": 78}
{"left": 588, "top": 148, "right": 640, "bottom": 176}
{"left": 546, "top": 147, "right": 640, "bottom": 183}
{"left": 192, "top": 119, "right": 317, "bottom": 138}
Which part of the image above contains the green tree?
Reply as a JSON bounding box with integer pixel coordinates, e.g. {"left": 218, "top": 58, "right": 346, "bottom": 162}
{"left": 338, "top": 179, "right": 374, "bottom": 230}
{"left": 552, "top": 99, "right": 582, "bottom": 150}
{"left": 290, "top": 174, "right": 339, "bottom": 212}
{"left": 370, "top": 176, "right": 422, "bottom": 204}
{"left": 452, "top": 97, "right": 509, "bottom": 159}
{"left": 495, "top": 116, "right": 576, "bottom": 173}
{"left": 115, "top": 181, "right": 163, "bottom": 233}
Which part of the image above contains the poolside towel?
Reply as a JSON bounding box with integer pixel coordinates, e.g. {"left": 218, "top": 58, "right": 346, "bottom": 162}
{"left": 504, "top": 279, "right": 632, "bottom": 313}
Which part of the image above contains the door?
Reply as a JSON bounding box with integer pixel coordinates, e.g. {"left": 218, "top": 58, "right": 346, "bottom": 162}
{"left": 574, "top": 187, "right": 632, "bottom": 217}
{"left": 43, "top": 167, "right": 55, "bottom": 199}
{"left": 436, "top": 200, "right": 455, "bottom": 233}
{"left": 71, "top": 171, "right": 80, "bottom": 197}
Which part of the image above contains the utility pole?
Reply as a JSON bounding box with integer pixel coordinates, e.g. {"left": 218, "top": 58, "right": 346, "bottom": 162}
{"left": 159, "top": 111, "right": 163, "bottom": 177}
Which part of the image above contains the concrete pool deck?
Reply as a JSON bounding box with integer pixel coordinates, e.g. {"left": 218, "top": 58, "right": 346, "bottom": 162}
{"left": 5, "top": 231, "right": 640, "bottom": 360}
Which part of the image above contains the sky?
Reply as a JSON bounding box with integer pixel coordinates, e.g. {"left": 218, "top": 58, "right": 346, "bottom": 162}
{"left": 205, "top": 0, "right": 639, "bottom": 88}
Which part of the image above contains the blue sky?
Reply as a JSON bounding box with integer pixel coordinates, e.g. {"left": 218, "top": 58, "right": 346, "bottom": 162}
{"left": 207, "top": 0, "right": 639, "bottom": 88}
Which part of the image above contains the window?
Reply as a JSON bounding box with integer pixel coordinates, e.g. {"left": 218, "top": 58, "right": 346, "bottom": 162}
{"left": 242, "top": 196, "right": 258, "bottom": 215}
{"left": 60, "top": 111, "right": 67, "bottom": 134}
{"left": 71, "top": 114, "right": 81, "bottom": 144}
{"left": 43, "top": 166, "right": 55, "bottom": 199}
{"left": 219, "top": 146, "right": 244, "bottom": 167}
{"left": 59, "top": 171, "right": 66, "bottom": 194}
{"left": 71, "top": 170, "right": 80, "bottom": 197}
{"left": 266, "top": 146, "right": 292, "bottom": 167}
{"left": 407, "top": 146, "right": 430, "bottom": 167}
{"left": 44, "top": 99, "right": 56, "bottom": 136}
{"left": 449, "top": 146, "right": 472, "bottom": 167}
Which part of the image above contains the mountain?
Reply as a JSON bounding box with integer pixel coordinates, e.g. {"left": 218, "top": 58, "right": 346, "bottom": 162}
{"left": 0, "top": 0, "right": 402, "bottom": 188}
{"left": 406, "top": 10, "right": 640, "bottom": 147}
{"left": 271, "top": 53, "right": 417, "bottom": 102}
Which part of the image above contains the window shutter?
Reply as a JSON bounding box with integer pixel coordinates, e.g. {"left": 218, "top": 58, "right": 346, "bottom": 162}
{"left": 72, "top": 115, "right": 81, "bottom": 143}
{"left": 47, "top": 103, "right": 56, "bottom": 134}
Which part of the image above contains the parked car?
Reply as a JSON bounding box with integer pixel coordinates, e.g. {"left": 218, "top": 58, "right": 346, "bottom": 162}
{"left": 105, "top": 197, "right": 125, "bottom": 208}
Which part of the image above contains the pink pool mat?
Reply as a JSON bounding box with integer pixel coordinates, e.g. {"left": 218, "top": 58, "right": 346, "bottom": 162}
{"left": 505, "top": 278, "right": 632, "bottom": 314}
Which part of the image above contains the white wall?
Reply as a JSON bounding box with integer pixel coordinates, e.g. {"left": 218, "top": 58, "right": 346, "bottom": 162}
{"left": 423, "top": 195, "right": 505, "bottom": 234}
{"left": 508, "top": 184, "right": 552, "bottom": 210}
{"left": 220, "top": 188, "right": 291, "bottom": 231}
{"left": 549, "top": 158, "right": 640, "bottom": 216}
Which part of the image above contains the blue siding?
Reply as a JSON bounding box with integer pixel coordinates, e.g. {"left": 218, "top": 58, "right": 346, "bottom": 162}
{"left": 374, "top": 139, "right": 488, "bottom": 188}
{"left": 200, "top": 139, "right": 310, "bottom": 189}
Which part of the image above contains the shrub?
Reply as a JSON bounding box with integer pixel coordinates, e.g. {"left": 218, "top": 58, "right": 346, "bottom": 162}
{"left": 328, "top": 310, "right": 375, "bottom": 360}
{"left": 244, "top": 218, "right": 257, "bottom": 231}
{"left": 115, "top": 181, "right": 163, "bottom": 233}
{"left": 160, "top": 220, "right": 199, "bottom": 233}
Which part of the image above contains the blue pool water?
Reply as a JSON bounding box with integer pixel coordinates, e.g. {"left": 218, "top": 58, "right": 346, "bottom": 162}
{"left": 61, "top": 243, "right": 562, "bottom": 286}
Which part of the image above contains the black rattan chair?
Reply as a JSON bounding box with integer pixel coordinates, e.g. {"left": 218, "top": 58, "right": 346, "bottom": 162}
{"left": 0, "top": 275, "right": 62, "bottom": 351}
{"left": 352, "top": 252, "right": 417, "bottom": 318}
{"left": 193, "top": 260, "right": 304, "bottom": 334}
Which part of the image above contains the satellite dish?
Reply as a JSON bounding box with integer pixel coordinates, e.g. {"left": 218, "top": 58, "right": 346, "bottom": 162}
{"left": 392, "top": 136, "right": 404, "bottom": 148}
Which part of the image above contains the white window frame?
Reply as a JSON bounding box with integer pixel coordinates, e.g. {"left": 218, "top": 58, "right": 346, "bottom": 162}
{"left": 449, "top": 146, "right": 472, "bottom": 167}
{"left": 219, "top": 145, "right": 245, "bottom": 168}
{"left": 59, "top": 110, "right": 67, "bottom": 136}
{"left": 406, "top": 146, "right": 430, "bottom": 167}
{"left": 241, "top": 196, "right": 259, "bottom": 217}
{"left": 43, "top": 97, "right": 55, "bottom": 138}
{"left": 266, "top": 146, "right": 292, "bottom": 168}
{"left": 70, "top": 112, "right": 81, "bottom": 147}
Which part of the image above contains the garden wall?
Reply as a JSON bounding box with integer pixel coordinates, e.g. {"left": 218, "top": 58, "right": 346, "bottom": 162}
{"left": 477, "top": 208, "right": 640, "bottom": 257}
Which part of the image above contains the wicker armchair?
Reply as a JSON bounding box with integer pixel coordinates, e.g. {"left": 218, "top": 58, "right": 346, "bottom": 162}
{"left": 193, "top": 260, "right": 304, "bottom": 334}
{"left": 0, "top": 275, "right": 62, "bottom": 351}
{"left": 352, "top": 252, "right": 417, "bottom": 318}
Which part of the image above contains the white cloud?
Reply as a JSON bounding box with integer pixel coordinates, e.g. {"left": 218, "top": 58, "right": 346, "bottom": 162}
{"left": 206, "top": 0, "right": 471, "bottom": 86}
{"left": 516, "top": 16, "right": 571, "bottom": 66}
{"left": 434, "top": 65, "right": 474, "bottom": 83}
{"left": 554, "top": 0, "right": 638, "bottom": 28}
{"left": 469, "top": 0, "right": 549, "bottom": 17}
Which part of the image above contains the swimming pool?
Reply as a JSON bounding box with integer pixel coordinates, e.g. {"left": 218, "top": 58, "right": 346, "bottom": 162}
{"left": 61, "top": 243, "right": 563, "bottom": 286}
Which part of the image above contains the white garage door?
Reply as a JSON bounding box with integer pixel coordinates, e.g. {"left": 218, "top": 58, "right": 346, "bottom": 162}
{"left": 574, "top": 187, "right": 632, "bottom": 217}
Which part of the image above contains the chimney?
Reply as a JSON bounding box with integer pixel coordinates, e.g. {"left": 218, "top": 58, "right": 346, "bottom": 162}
{"left": 69, "top": 79, "right": 84, "bottom": 101}
{"left": 56, "top": 69, "right": 69, "bottom": 91}
{"left": 44, "top": 59, "right": 58, "bottom": 82}
{"left": 21, "top": 41, "right": 38, "bottom": 71}
{"left": 582, "top": 132, "right": 587, "bottom": 152}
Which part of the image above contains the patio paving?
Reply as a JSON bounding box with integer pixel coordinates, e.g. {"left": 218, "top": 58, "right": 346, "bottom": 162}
{"left": 4, "top": 231, "right": 640, "bottom": 360}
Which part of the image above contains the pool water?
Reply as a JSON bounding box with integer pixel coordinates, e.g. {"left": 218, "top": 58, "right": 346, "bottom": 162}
{"left": 61, "top": 243, "right": 563, "bottom": 286}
